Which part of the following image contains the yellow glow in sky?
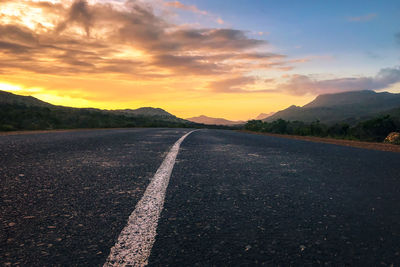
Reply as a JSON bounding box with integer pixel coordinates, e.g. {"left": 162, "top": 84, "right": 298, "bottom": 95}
{"left": 0, "top": 82, "right": 22, "bottom": 92}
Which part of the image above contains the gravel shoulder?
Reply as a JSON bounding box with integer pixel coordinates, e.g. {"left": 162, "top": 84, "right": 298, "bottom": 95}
{"left": 240, "top": 130, "right": 400, "bottom": 153}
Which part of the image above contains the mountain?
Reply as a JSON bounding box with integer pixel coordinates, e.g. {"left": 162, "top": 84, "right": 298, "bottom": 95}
{"left": 0, "top": 90, "right": 184, "bottom": 120}
{"left": 0, "top": 90, "right": 54, "bottom": 107}
{"left": 113, "top": 107, "right": 173, "bottom": 117}
{"left": 303, "top": 90, "right": 400, "bottom": 109}
{"left": 110, "top": 107, "right": 187, "bottom": 123}
{"left": 0, "top": 90, "right": 199, "bottom": 131}
{"left": 255, "top": 112, "right": 275, "bottom": 120}
{"left": 265, "top": 90, "right": 400, "bottom": 124}
{"left": 186, "top": 115, "right": 245, "bottom": 125}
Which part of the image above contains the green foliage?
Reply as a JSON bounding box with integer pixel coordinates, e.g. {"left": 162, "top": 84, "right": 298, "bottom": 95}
{"left": 245, "top": 115, "right": 400, "bottom": 142}
{"left": 350, "top": 115, "right": 399, "bottom": 142}
{"left": 245, "top": 120, "right": 265, "bottom": 132}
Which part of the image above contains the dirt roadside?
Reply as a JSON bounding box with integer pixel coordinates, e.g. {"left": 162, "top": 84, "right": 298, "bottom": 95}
{"left": 240, "top": 130, "right": 400, "bottom": 153}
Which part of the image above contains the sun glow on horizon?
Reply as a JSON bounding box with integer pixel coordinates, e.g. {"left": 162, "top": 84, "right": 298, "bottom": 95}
{"left": 0, "top": 82, "right": 23, "bottom": 92}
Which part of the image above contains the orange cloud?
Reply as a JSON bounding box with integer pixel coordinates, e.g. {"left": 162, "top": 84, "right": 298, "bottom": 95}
{"left": 0, "top": 0, "right": 313, "bottom": 120}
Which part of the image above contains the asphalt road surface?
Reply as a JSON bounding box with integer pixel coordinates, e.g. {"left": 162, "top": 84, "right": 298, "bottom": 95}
{"left": 1, "top": 128, "right": 400, "bottom": 266}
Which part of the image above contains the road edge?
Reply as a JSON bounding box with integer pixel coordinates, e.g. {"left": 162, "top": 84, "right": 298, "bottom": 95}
{"left": 239, "top": 130, "right": 400, "bottom": 153}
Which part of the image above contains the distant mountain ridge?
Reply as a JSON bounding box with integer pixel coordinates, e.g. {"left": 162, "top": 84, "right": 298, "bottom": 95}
{"left": 0, "top": 90, "right": 185, "bottom": 121}
{"left": 186, "top": 115, "right": 245, "bottom": 125}
{"left": 303, "top": 90, "right": 400, "bottom": 108}
{"left": 110, "top": 107, "right": 186, "bottom": 123}
{"left": 265, "top": 90, "right": 400, "bottom": 124}
{"left": 112, "top": 107, "right": 173, "bottom": 117}
{"left": 255, "top": 112, "right": 275, "bottom": 120}
{"left": 0, "top": 90, "right": 200, "bottom": 131}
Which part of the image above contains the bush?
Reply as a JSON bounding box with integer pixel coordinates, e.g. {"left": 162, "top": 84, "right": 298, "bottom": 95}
{"left": 244, "top": 115, "right": 400, "bottom": 142}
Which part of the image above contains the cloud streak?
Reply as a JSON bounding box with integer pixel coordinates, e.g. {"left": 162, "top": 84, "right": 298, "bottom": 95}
{"left": 348, "top": 13, "right": 377, "bottom": 22}
{"left": 165, "top": 1, "right": 208, "bottom": 16}
{"left": 165, "top": 1, "right": 224, "bottom": 24}
{"left": 209, "top": 76, "right": 276, "bottom": 94}
{"left": 209, "top": 76, "right": 256, "bottom": 93}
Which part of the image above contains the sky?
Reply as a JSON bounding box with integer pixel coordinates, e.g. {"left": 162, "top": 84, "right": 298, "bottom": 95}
{"left": 0, "top": 0, "right": 399, "bottom": 120}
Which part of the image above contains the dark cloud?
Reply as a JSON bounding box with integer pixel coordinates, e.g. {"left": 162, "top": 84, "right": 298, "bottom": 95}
{"left": 279, "top": 66, "right": 400, "bottom": 96}
{"left": 169, "top": 28, "right": 266, "bottom": 51}
{"left": 111, "top": 1, "right": 170, "bottom": 51}
{"left": 0, "top": 25, "right": 37, "bottom": 45}
{"left": 56, "top": 0, "right": 93, "bottom": 36}
{"left": 0, "top": 41, "right": 32, "bottom": 54}
{"left": 207, "top": 29, "right": 265, "bottom": 49}
{"left": 56, "top": 51, "right": 96, "bottom": 67}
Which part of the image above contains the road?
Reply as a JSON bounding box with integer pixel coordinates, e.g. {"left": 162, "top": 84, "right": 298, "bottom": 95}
{"left": 1, "top": 128, "right": 400, "bottom": 266}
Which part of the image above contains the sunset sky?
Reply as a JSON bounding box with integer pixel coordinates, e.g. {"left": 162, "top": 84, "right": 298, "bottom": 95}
{"left": 1, "top": 0, "right": 400, "bottom": 120}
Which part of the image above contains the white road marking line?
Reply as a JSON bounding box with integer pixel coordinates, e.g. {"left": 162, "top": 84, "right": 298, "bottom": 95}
{"left": 104, "top": 130, "right": 197, "bottom": 267}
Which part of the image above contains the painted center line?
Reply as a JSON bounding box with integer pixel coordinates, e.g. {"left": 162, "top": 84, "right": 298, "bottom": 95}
{"left": 104, "top": 130, "right": 197, "bottom": 267}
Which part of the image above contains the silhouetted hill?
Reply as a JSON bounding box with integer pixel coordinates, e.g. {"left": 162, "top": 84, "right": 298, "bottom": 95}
{"left": 112, "top": 107, "right": 187, "bottom": 123}
{"left": 0, "top": 90, "right": 54, "bottom": 107}
{"left": 265, "top": 90, "right": 400, "bottom": 124}
{"left": 186, "top": 115, "right": 245, "bottom": 125}
{"left": 114, "top": 107, "right": 173, "bottom": 117}
{"left": 0, "top": 90, "right": 199, "bottom": 131}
